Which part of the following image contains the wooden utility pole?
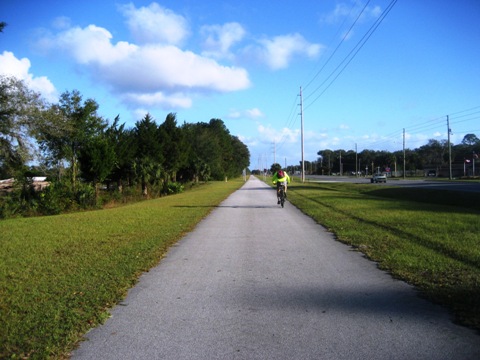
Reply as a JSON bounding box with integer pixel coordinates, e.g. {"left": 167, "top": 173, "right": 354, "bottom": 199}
{"left": 447, "top": 116, "right": 452, "bottom": 180}
{"left": 355, "top": 143, "right": 358, "bottom": 177}
{"left": 403, "top": 128, "right": 406, "bottom": 179}
{"left": 273, "top": 140, "right": 276, "bottom": 165}
{"left": 339, "top": 151, "right": 342, "bottom": 175}
{"left": 300, "top": 87, "right": 305, "bottom": 182}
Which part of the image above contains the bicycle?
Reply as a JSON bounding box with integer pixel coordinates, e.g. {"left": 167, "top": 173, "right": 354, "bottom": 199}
{"left": 277, "top": 183, "right": 286, "bottom": 208}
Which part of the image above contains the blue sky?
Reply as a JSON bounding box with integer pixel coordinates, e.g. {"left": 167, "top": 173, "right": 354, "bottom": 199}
{"left": 1, "top": 0, "right": 480, "bottom": 170}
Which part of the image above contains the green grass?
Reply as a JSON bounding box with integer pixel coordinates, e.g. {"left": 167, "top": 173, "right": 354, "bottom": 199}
{"left": 2, "top": 177, "right": 480, "bottom": 358}
{"left": 286, "top": 181, "right": 480, "bottom": 331}
{"left": 0, "top": 179, "right": 245, "bottom": 359}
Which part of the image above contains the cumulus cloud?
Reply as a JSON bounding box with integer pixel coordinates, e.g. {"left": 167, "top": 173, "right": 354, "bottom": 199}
{"left": 52, "top": 16, "right": 72, "bottom": 30}
{"left": 121, "top": 91, "right": 192, "bottom": 109}
{"left": 31, "top": 3, "right": 323, "bottom": 111}
{"left": 321, "top": 1, "right": 382, "bottom": 25}
{"left": 253, "top": 33, "right": 322, "bottom": 70}
{"left": 119, "top": 2, "right": 189, "bottom": 45}
{"left": 201, "top": 22, "right": 246, "bottom": 60}
{"left": 245, "top": 108, "right": 264, "bottom": 118}
{"left": 228, "top": 107, "right": 264, "bottom": 119}
{"left": 42, "top": 25, "right": 137, "bottom": 65}
{"left": 36, "top": 19, "right": 250, "bottom": 109}
{"left": 0, "top": 51, "right": 57, "bottom": 102}
{"left": 258, "top": 124, "right": 300, "bottom": 143}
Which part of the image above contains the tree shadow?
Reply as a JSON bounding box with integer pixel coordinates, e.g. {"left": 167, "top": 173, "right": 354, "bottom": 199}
{"left": 232, "top": 282, "right": 480, "bottom": 335}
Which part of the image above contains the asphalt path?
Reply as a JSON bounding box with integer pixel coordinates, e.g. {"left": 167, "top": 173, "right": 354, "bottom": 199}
{"left": 72, "top": 176, "right": 480, "bottom": 360}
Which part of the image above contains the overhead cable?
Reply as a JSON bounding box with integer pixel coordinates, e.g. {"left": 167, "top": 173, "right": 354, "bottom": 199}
{"left": 304, "top": 0, "right": 398, "bottom": 110}
{"left": 303, "top": 0, "right": 372, "bottom": 92}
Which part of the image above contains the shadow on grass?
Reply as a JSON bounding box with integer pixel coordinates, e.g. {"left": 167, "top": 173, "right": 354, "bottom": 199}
{"left": 366, "top": 187, "right": 480, "bottom": 211}
{"left": 292, "top": 191, "right": 480, "bottom": 271}
{"left": 290, "top": 184, "right": 480, "bottom": 212}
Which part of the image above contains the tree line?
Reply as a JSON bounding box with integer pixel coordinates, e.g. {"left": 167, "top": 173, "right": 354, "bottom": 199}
{"left": 312, "top": 135, "right": 480, "bottom": 177}
{"left": 0, "top": 75, "right": 250, "bottom": 218}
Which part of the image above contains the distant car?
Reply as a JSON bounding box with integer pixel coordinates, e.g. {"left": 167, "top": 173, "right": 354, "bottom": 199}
{"left": 427, "top": 170, "right": 436, "bottom": 177}
{"left": 371, "top": 173, "right": 387, "bottom": 183}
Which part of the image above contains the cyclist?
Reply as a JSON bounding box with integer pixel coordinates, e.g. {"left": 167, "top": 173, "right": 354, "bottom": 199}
{"left": 272, "top": 168, "right": 291, "bottom": 204}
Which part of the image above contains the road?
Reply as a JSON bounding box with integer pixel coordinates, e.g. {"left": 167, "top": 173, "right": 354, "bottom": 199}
{"left": 303, "top": 175, "right": 480, "bottom": 193}
{"left": 72, "top": 176, "right": 480, "bottom": 360}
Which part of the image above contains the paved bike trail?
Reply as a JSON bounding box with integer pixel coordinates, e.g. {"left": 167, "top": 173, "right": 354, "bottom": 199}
{"left": 72, "top": 176, "right": 480, "bottom": 359}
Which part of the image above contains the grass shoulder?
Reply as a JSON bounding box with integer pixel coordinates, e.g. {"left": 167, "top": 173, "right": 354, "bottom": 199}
{"left": 0, "top": 178, "right": 246, "bottom": 359}
{"left": 277, "top": 180, "right": 480, "bottom": 332}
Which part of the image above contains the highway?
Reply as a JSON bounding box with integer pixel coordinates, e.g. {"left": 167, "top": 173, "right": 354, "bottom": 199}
{"left": 303, "top": 175, "right": 480, "bottom": 193}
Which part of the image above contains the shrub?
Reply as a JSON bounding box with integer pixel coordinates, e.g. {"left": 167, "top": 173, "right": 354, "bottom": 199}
{"left": 165, "top": 182, "right": 184, "bottom": 195}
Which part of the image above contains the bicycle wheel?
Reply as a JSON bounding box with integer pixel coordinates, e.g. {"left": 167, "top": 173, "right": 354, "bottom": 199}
{"left": 280, "top": 188, "right": 285, "bottom": 208}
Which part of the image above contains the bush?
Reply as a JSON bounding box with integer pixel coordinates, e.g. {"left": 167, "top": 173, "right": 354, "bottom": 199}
{"left": 37, "top": 181, "right": 74, "bottom": 215}
{"left": 75, "top": 183, "right": 96, "bottom": 209}
{"left": 0, "top": 195, "right": 21, "bottom": 219}
{"left": 165, "top": 182, "right": 184, "bottom": 195}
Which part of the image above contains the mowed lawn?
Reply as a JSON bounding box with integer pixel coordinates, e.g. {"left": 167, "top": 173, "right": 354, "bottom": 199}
{"left": 0, "top": 179, "right": 245, "bottom": 359}
{"left": 286, "top": 180, "right": 480, "bottom": 333}
{"left": 2, "top": 177, "right": 479, "bottom": 359}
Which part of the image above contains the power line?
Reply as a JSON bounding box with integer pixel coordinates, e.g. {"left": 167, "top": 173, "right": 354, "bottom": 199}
{"left": 357, "top": 105, "right": 480, "bottom": 151}
{"left": 448, "top": 105, "right": 480, "bottom": 117}
{"left": 304, "top": 0, "right": 398, "bottom": 110}
{"left": 274, "top": 0, "right": 397, "bottom": 161}
{"left": 303, "top": 0, "right": 372, "bottom": 92}
{"left": 269, "top": 92, "right": 301, "bottom": 159}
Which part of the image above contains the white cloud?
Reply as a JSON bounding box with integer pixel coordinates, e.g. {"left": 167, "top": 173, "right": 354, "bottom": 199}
{"left": 119, "top": 2, "right": 189, "bottom": 45}
{"left": 37, "top": 23, "right": 250, "bottom": 110}
{"left": 122, "top": 91, "right": 192, "bottom": 109}
{"left": 52, "top": 16, "right": 72, "bottom": 30}
{"left": 322, "top": 1, "right": 382, "bottom": 25}
{"left": 258, "top": 124, "right": 300, "bottom": 143}
{"left": 105, "top": 44, "right": 250, "bottom": 93}
{"left": 0, "top": 51, "right": 57, "bottom": 102}
{"left": 227, "top": 111, "right": 242, "bottom": 119}
{"left": 46, "top": 25, "right": 138, "bottom": 65}
{"left": 254, "top": 33, "right": 322, "bottom": 70}
{"left": 228, "top": 107, "right": 264, "bottom": 119}
{"left": 322, "top": 3, "right": 353, "bottom": 24}
{"left": 201, "top": 22, "right": 246, "bottom": 60}
{"left": 245, "top": 108, "right": 264, "bottom": 118}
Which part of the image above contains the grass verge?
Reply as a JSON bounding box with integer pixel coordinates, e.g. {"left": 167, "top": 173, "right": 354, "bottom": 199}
{"left": 286, "top": 181, "right": 480, "bottom": 332}
{"left": 0, "top": 179, "right": 245, "bottom": 359}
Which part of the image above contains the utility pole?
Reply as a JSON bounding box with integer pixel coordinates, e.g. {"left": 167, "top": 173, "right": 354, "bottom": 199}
{"left": 273, "top": 140, "right": 276, "bottom": 165}
{"left": 355, "top": 143, "right": 358, "bottom": 177}
{"left": 403, "top": 128, "right": 406, "bottom": 179}
{"left": 339, "top": 151, "right": 342, "bottom": 175}
{"left": 473, "top": 152, "right": 476, "bottom": 176}
{"left": 300, "top": 86, "right": 305, "bottom": 182}
{"left": 447, "top": 116, "right": 452, "bottom": 180}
